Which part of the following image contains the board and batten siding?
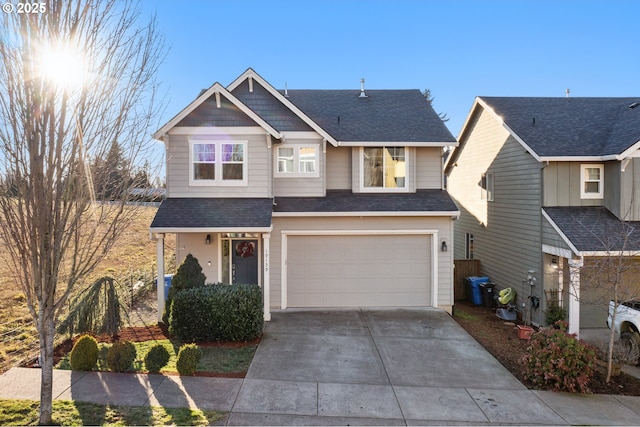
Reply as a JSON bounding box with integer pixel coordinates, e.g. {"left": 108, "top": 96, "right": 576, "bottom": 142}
{"left": 618, "top": 157, "right": 640, "bottom": 221}
{"left": 269, "top": 215, "right": 454, "bottom": 310}
{"left": 542, "top": 162, "right": 604, "bottom": 207}
{"left": 165, "top": 129, "right": 271, "bottom": 198}
{"left": 448, "top": 106, "right": 544, "bottom": 324}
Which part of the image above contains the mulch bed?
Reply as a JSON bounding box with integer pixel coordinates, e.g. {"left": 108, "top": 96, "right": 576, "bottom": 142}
{"left": 453, "top": 301, "right": 640, "bottom": 396}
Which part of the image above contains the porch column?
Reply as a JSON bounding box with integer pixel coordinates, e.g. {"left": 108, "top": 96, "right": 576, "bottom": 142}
{"left": 568, "top": 257, "right": 583, "bottom": 337}
{"left": 262, "top": 233, "right": 271, "bottom": 321}
{"left": 156, "top": 233, "right": 165, "bottom": 323}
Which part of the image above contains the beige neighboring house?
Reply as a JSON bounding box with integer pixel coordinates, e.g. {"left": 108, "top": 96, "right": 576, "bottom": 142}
{"left": 150, "top": 68, "right": 459, "bottom": 321}
{"left": 445, "top": 96, "right": 640, "bottom": 335}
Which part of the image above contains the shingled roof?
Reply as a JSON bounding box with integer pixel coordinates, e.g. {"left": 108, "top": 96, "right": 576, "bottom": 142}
{"left": 150, "top": 198, "right": 273, "bottom": 231}
{"left": 274, "top": 189, "right": 459, "bottom": 214}
{"left": 543, "top": 206, "right": 640, "bottom": 254}
{"left": 479, "top": 97, "right": 640, "bottom": 158}
{"left": 283, "top": 90, "right": 456, "bottom": 143}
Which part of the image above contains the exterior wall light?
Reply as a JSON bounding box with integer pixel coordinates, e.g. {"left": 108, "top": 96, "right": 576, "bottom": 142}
{"left": 205, "top": 234, "right": 211, "bottom": 245}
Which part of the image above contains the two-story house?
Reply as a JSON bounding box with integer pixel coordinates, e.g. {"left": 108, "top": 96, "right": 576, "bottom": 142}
{"left": 445, "top": 96, "right": 640, "bottom": 335}
{"left": 150, "top": 68, "right": 459, "bottom": 321}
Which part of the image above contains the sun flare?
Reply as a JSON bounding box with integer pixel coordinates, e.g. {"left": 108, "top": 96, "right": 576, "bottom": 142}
{"left": 39, "top": 43, "right": 87, "bottom": 91}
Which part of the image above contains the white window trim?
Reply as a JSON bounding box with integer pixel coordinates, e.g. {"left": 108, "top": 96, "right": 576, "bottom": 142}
{"left": 481, "top": 172, "right": 494, "bottom": 202}
{"left": 189, "top": 140, "right": 248, "bottom": 186}
{"left": 274, "top": 144, "right": 320, "bottom": 178}
{"left": 580, "top": 164, "right": 604, "bottom": 199}
{"left": 359, "top": 146, "right": 409, "bottom": 193}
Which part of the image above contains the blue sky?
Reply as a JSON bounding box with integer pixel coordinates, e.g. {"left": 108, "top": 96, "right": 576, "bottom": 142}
{"left": 142, "top": 0, "right": 639, "bottom": 140}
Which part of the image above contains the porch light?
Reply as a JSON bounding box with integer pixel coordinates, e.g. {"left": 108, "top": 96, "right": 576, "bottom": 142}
{"left": 205, "top": 234, "right": 211, "bottom": 245}
{"left": 551, "top": 256, "right": 558, "bottom": 269}
{"left": 441, "top": 240, "right": 448, "bottom": 252}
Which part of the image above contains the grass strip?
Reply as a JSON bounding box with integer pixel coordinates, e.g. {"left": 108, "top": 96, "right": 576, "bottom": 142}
{"left": 0, "top": 398, "right": 225, "bottom": 426}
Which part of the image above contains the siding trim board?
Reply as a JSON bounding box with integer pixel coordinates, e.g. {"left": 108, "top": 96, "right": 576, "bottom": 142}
{"left": 280, "top": 229, "right": 439, "bottom": 309}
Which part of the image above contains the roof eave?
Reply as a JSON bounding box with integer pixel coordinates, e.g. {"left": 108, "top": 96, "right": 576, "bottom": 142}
{"left": 149, "top": 226, "right": 273, "bottom": 234}
{"left": 339, "top": 141, "right": 458, "bottom": 147}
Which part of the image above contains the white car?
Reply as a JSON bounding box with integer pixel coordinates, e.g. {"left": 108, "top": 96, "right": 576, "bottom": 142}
{"left": 607, "top": 300, "right": 640, "bottom": 365}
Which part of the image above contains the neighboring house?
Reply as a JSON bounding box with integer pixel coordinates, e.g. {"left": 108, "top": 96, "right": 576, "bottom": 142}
{"left": 150, "top": 68, "right": 459, "bottom": 321}
{"left": 445, "top": 96, "right": 640, "bottom": 335}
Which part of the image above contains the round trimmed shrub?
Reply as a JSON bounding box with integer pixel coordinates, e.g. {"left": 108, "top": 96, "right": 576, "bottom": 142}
{"left": 144, "top": 344, "right": 170, "bottom": 373}
{"left": 106, "top": 341, "right": 137, "bottom": 372}
{"left": 69, "top": 335, "right": 99, "bottom": 371}
{"left": 176, "top": 343, "right": 201, "bottom": 376}
{"left": 521, "top": 327, "right": 596, "bottom": 393}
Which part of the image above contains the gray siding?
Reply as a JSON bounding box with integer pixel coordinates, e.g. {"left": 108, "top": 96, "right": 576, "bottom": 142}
{"left": 542, "top": 162, "right": 603, "bottom": 207}
{"left": 448, "top": 106, "right": 544, "bottom": 324}
{"left": 416, "top": 147, "right": 444, "bottom": 189}
{"left": 326, "top": 145, "right": 351, "bottom": 190}
{"left": 166, "top": 131, "right": 271, "bottom": 198}
{"left": 541, "top": 216, "right": 572, "bottom": 252}
{"left": 273, "top": 138, "right": 324, "bottom": 197}
{"left": 618, "top": 158, "right": 640, "bottom": 220}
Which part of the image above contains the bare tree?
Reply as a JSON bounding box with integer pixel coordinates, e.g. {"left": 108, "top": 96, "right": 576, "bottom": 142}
{"left": 569, "top": 209, "right": 640, "bottom": 383}
{"left": 0, "top": 1, "right": 165, "bottom": 423}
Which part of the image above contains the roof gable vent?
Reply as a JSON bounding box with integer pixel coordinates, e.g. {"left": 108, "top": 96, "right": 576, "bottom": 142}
{"left": 359, "top": 78, "right": 368, "bottom": 98}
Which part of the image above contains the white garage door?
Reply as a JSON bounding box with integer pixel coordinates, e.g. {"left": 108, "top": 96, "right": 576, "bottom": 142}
{"left": 286, "top": 234, "right": 431, "bottom": 307}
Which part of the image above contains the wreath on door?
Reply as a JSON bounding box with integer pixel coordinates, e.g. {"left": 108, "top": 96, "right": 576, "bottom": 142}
{"left": 235, "top": 241, "right": 255, "bottom": 258}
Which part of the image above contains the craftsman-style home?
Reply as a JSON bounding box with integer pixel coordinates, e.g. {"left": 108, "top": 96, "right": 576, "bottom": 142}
{"left": 150, "top": 68, "right": 459, "bottom": 320}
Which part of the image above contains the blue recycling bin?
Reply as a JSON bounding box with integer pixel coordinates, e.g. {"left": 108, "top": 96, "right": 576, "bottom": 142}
{"left": 160, "top": 274, "right": 173, "bottom": 300}
{"left": 465, "top": 276, "right": 489, "bottom": 305}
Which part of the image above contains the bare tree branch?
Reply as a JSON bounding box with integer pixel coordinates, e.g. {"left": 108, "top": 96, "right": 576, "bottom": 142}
{"left": 0, "top": 1, "right": 166, "bottom": 423}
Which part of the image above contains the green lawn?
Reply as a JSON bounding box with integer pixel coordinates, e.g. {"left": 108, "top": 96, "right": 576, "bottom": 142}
{"left": 56, "top": 340, "right": 257, "bottom": 374}
{"left": 0, "top": 399, "right": 225, "bottom": 426}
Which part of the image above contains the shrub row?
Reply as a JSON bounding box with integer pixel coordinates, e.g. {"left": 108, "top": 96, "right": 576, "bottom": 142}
{"left": 169, "top": 284, "right": 263, "bottom": 342}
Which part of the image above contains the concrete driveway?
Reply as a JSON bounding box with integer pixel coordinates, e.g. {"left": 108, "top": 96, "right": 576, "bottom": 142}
{"left": 227, "top": 308, "right": 567, "bottom": 425}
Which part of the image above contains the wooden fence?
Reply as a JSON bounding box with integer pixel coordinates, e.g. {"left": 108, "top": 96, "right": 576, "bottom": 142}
{"left": 454, "top": 259, "right": 480, "bottom": 301}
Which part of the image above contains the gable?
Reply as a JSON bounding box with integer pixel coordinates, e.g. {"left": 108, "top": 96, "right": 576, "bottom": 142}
{"left": 176, "top": 93, "right": 257, "bottom": 127}
{"left": 231, "top": 79, "right": 313, "bottom": 132}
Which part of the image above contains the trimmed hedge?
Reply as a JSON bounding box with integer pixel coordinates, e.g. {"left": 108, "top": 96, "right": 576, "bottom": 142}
{"left": 69, "top": 335, "right": 99, "bottom": 371}
{"left": 176, "top": 343, "right": 201, "bottom": 376}
{"left": 169, "top": 284, "right": 263, "bottom": 342}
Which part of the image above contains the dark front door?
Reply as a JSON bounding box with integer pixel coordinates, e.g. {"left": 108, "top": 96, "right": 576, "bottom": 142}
{"left": 231, "top": 239, "right": 258, "bottom": 284}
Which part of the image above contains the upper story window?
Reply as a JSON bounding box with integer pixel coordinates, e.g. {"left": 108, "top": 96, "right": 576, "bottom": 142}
{"left": 580, "top": 164, "right": 603, "bottom": 199}
{"left": 361, "top": 146, "right": 407, "bottom": 191}
{"left": 481, "top": 172, "right": 494, "bottom": 201}
{"left": 275, "top": 145, "right": 319, "bottom": 177}
{"left": 190, "top": 140, "right": 247, "bottom": 186}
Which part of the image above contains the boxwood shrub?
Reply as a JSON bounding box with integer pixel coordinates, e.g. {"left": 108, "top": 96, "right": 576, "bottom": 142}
{"left": 169, "top": 284, "right": 263, "bottom": 342}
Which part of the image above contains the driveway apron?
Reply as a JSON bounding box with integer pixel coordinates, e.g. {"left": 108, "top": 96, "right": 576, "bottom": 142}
{"left": 228, "top": 308, "right": 568, "bottom": 426}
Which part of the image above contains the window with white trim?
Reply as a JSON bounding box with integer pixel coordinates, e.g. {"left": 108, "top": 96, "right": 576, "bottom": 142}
{"left": 465, "top": 233, "right": 474, "bottom": 260}
{"left": 481, "top": 172, "right": 494, "bottom": 201}
{"left": 190, "top": 140, "right": 247, "bottom": 185}
{"left": 361, "top": 146, "right": 407, "bottom": 190}
{"left": 580, "top": 164, "right": 603, "bottom": 199}
{"left": 275, "top": 145, "right": 319, "bottom": 177}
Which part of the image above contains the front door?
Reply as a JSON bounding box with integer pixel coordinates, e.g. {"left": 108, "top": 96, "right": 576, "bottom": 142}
{"left": 231, "top": 239, "right": 258, "bottom": 284}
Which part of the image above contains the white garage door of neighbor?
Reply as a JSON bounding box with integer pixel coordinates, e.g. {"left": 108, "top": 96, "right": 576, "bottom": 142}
{"left": 287, "top": 234, "right": 432, "bottom": 307}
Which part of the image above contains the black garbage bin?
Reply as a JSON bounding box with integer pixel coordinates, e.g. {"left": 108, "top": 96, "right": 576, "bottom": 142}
{"left": 480, "top": 282, "right": 496, "bottom": 308}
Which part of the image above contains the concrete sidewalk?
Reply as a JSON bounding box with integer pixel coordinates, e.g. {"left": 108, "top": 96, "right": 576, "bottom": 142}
{"left": 0, "top": 309, "right": 639, "bottom": 425}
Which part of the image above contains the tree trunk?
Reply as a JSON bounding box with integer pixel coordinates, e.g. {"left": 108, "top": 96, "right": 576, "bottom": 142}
{"left": 38, "top": 314, "right": 55, "bottom": 425}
